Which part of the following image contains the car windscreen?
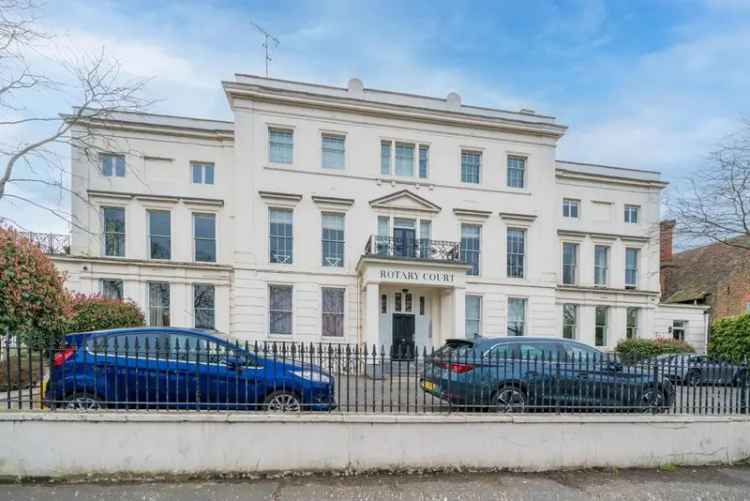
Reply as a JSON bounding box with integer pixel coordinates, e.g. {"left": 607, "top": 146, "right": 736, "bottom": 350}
{"left": 431, "top": 340, "right": 475, "bottom": 359}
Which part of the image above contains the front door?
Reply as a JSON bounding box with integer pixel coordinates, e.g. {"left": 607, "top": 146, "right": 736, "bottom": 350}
{"left": 393, "top": 227, "right": 416, "bottom": 258}
{"left": 392, "top": 314, "right": 416, "bottom": 360}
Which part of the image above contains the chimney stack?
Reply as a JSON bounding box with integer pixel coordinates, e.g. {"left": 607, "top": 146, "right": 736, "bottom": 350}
{"left": 659, "top": 220, "right": 676, "bottom": 295}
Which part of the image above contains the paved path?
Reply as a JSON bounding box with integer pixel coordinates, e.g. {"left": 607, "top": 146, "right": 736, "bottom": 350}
{"left": 2, "top": 466, "right": 750, "bottom": 500}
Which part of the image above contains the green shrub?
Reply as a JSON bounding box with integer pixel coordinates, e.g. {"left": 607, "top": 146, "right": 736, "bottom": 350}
{"left": 0, "top": 227, "right": 70, "bottom": 348}
{"left": 708, "top": 313, "right": 750, "bottom": 363}
{"left": 615, "top": 337, "right": 695, "bottom": 364}
{"left": 66, "top": 293, "right": 145, "bottom": 334}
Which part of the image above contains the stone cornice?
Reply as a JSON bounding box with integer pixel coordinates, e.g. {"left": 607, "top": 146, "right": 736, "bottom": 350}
{"left": 224, "top": 82, "right": 567, "bottom": 139}
{"left": 556, "top": 168, "right": 668, "bottom": 189}
{"left": 87, "top": 190, "right": 224, "bottom": 207}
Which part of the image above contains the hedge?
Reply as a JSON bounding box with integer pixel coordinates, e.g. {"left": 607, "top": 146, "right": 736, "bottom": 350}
{"left": 0, "top": 227, "right": 70, "bottom": 348}
{"left": 708, "top": 313, "right": 750, "bottom": 363}
{"left": 66, "top": 293, "right": 145, "bottom": 334}
{"left": 615, "top": 337, "right": 695, "bottom": 364}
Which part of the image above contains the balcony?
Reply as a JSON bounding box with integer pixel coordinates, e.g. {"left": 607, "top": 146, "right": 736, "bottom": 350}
{"left": 363, "top": 235, "right": 462, "bottom": 263}
{"left": 21, "top": 232, "right": 70, "bottom": 256}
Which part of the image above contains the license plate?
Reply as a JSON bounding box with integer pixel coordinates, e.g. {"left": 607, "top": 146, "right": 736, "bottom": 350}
{"left": 421, "top": 380, "right": 436, "bottom": 392}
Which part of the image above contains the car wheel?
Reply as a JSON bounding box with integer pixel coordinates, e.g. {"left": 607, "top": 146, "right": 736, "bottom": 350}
{"left": 264, "top": 391, "right": 302, "bottom": 412}
{"left": 640, "top": 387, "right": 667, "bottom": 413}
{"left": 64, "top": 393, "right": 102, "bottom": 411}
{"left": 494, "top": 385, "right": 526, "bottom": 413}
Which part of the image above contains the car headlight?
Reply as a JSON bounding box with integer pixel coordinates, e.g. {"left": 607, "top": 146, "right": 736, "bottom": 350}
{"left": 291, "top": 370, "right": 330, "bottom": 383}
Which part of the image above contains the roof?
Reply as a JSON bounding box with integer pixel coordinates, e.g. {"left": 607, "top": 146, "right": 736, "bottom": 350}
{"left": 224, "top": 75, "right": 567, "bottom": 136}
{"left": 64, "top": 108, "right": 234, "bottom": 134}
{"left": 663, "top": 236, "right": 750, "bottom": 304}
{"left": 556, "top": 160, "right": 663, "bottom": 183}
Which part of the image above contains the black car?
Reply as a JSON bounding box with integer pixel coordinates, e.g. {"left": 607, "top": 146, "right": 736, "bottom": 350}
{"left": 420, "top": 337, "right": 674, "bottom": 412}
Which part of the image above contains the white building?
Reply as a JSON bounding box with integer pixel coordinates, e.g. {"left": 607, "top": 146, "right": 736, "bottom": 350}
{"left": 53, "top": 75, "right": 709, "bottom": 352}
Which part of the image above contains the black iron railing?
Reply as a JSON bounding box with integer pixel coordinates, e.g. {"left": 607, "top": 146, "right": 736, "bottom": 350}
{"left": 21, "top": 232, "right": 70, "bottom": 255}
{"left": 364, "top": 235, "right": 462, "bottom": 262}
{"left": 2, "top": 338, "right": 748, "bottom": 415}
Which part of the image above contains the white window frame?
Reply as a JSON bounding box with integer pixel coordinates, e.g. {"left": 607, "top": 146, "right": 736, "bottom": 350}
{"left": 561, "top": 241, "right": 578, "bottom": 285}
{"left": 100, "top": 152, "right": 125, "bottom": 177}
{"left": 460, "top": 148, "right": 482, "bottom": 184}
{"left": 100, "top": 279, "right": 124, "bottom": 300}
{"left": 191, "top": 161, "right": 215, "bottom": 185}
{"left": 268, "top": 126, "right": 294, "bottom": 165}
{"left": 594, "top": 245, "right": 610, "bottom": 287}
{"left": 624, "top": 205, "right": 640, "bottom": 224}
{"left": 192, "top": 211, "right": 217, "bottom": 263}
{"left": 101, "top": 205, "right": 126, "bottom": 258}
{"left": 507, "top": 297, "right": 528, "bottom": 336}
{"left": 465, "top": 294, "right": 482, "bottom": 338}
{"left": 379, "top": 139, "right": 429, "bottom": 180}
{"left": 193, "top": 283, "right": 216, "bottom": 330}
{"left": 562, "top": 304, "right": 577, "bottom": 340}
{"left": 321, "top": 132, "right": 346, "bottom": 170}
{"left": 595, "top": 306, "right": 608, "bottom": 347}
{"left": 268, "top": 284, "right": 294, "bottom": 336}
{"left": 625, "top": 247, "right": 640, "bottom": 289}
{"left": 626, "top": 307, "right": 639, "bottom": 339}
{"left": 506, "top": 155, "right": 527, "bottom": 189}
{"left": 562, "top": 198, "right": 580, "bottom": 218}
{"left": 321, "top": 287, "right": 345, "bottom": 338}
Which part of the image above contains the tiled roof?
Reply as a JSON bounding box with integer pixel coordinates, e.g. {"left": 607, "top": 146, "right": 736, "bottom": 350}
{"left": 663, "top": 236, "right": 750, "bottom": 303}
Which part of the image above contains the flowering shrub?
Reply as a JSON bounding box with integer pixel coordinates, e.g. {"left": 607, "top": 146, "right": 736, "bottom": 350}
{"left": 709, "top": 313, "right": 750, "bottom": 363}
{"left": 67, "top": 293, "right": 145, "bottom": 334}
{"left": 615, "top": 337, "right": 695, "bottom": 364}
{"left": 0, "top": 227, "right": 70, "bottom": 348}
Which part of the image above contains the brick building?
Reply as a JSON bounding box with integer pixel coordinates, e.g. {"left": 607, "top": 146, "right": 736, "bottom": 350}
{"left": 661, "top": 220, "right": 750, "bottom": 321}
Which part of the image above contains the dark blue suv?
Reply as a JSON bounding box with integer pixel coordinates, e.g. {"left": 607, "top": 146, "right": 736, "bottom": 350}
{"left": 44, "top": 327, "right": 335, "bottom": 411}
{"left": 420, "top": 337, "right": 674, "bottom": 412}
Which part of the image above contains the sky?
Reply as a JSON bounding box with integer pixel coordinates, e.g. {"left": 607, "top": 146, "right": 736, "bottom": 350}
{"left": 1, "top": 0, "right": 749, "bottom": 233}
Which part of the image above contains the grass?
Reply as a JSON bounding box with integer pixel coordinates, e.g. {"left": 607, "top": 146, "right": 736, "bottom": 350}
{"left": 658, "top": 463, "right": 679, "bottom": 472}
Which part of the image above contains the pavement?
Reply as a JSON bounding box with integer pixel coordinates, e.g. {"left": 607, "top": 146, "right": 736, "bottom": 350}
{"left": 2, "top": 466, "right": 750, "bottom": 500}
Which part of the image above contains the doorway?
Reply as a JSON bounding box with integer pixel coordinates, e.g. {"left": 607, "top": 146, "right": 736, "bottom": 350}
{"left": 392, "top": 313, "right": 415, "bottom": 360}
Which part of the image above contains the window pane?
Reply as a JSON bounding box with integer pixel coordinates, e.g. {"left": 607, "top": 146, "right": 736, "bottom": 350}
{"left": 461, "top": 224, "right": 480, "bottom": 275}
{"left": 595, "top": 306, "right": 608, "bottom": 346}
{"left": 148, "top": 282, "right": 170, "bottom": 327}
{"left": 508, "top": 298, "right": 526, "bottom": 336}
{"left": 322, "top": 213, "right": 344, "bottom": 267}
{"left": 193, "top": 213, "right": 216, "bottom": 262}
{"left": 204, "top": 164, "right": 214, "bottom": 184}
{"left": 461, "top": 150, "right": 481, "bottom": 184}
{"left": 507, "top": 228, "right": 525, "bottom": 278}
{"left": 269, "top": 128, "right": 293, "bottom": 164}
{"left": 626, "top": 307, "right": 638, "bottom": 339}
{"left": 269, "top": 208, "right": 293, "bottom": 264}
{"left": 148, "top": 210, "right": 171, "bottom": 260}
{"left": 322, "top": 287, "right": 344, "bottom": 337}
{"left": 562, "top": 242, "right": 577, "bottom": 285}
{"left": 101, "top": 154, "right": 125, "bottom": 177}
{"left": 380, "top": 141, "right": 392, "bottom": 175}
{"left": 419, "top": 145, "right": 429, "bottom": 178}
{"left": 101, "top": 279, "right": 123, "bottom": 300}
{"left": 419, "top": 220, "right": 431, "bottom": 258}
{"left": 507, "top": 156, "right": 525, "bottom": 188}
{"left": 395, "top": 143, "right": 414, "bottom": 177}
{"left": 465, "top": 295, "right": 481, "bottom": 337}
{"left": 269, "top": 285, "right": 293, "bottom": 335}
{"left": 115, "top": 156, "right": 125, "bottom": 177}
{"left": 103, "top": 207, "right": 125, "bottom": 257}
{"left": 192, "top": 163, "right": 202, "bottom": 183}
{"left": 563, "top": 304, "right": 577, "bottom": 339}
{"left": 322, "top": 135, "right": 345, "bottom": 170}
{"left": 594, "top": 246, "right": 609, "bottom": 285}
{"left": 625, "top": 248, "right": 639, "bottom": 287}
{"left": 193, "top": 284, "right": 215, "bottom": 330}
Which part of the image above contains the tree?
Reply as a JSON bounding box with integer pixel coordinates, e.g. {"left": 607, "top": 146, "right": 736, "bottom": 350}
{"left": 67, "top": 293, "right": 145, "bottom": 334}
{"left": 0, "top": 0, "right": 151, "bottom": 228}
{"left": 0, "top": 226, "right": 70, "bottom": 347}
{"left": 669, "top": 121, "right": 750, "bottom": 251}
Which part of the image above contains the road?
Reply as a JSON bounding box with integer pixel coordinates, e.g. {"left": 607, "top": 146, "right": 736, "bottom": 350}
{"left": 2, "top": 466, "right": 750, "bottom": 500}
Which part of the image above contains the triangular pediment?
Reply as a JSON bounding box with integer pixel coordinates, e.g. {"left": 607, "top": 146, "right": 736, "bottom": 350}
{"left": 369, "top": 189, "right": 441, "bottom": 214}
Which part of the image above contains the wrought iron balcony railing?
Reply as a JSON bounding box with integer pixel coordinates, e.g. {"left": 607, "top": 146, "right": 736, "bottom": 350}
{"left": 21, "top": 232, "right": 70, "bottom": 256}
{"left": 363, "top": 235, "right": 463, "bottom": 263}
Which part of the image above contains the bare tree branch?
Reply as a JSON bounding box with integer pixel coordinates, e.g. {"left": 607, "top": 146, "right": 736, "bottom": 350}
{"left": 667, "top": 121, "right": 750, "bottom": 252}
{"left": 0, "top": 1, "right": 153, "bottom": 226}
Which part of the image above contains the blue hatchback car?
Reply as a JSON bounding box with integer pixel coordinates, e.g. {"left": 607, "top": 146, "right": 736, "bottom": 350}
{"left": 44, "top": 327, "right": 335, "bottom": 411}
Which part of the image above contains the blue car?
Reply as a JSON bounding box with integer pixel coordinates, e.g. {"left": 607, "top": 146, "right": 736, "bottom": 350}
{"left": 44, "top": 327, "right": 335, "bottom": 412}
{"left": 420, "top": 337, "right": 674, "bottom": 412}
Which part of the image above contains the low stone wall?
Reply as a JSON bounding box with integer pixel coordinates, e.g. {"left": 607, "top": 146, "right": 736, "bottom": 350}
{"left": 2, "top": 413, "right": 750, "bottom": 478}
